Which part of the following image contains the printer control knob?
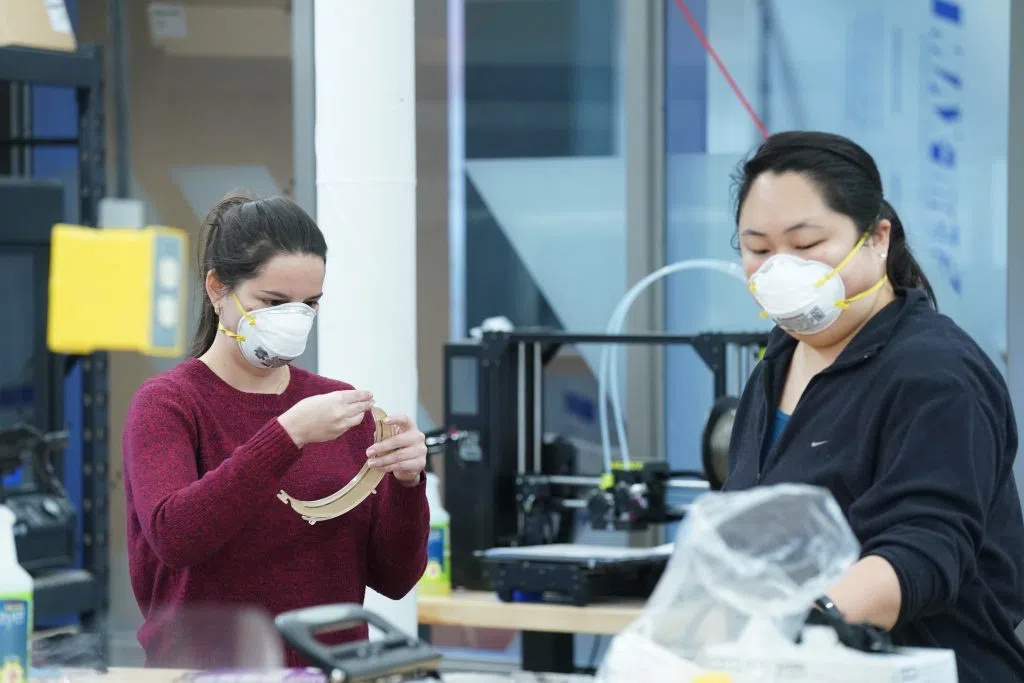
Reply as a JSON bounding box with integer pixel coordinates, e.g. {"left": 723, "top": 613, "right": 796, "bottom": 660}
{"left": 42, "top": 498, "right": 63, "bottom": 517}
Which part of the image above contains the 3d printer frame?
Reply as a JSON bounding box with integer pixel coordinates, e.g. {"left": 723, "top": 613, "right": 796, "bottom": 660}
{"left": 441, "top": 329, "right": 768, "bottom": 591}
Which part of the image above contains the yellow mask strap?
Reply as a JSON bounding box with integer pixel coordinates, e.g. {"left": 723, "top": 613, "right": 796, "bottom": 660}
{"left": 748, "top": 280, "right": 771, "bottom": 318}
{"left": 217, "top": 292, "right": 256, "bottom": 342}
{"left": 835, "top": 274, "right": 888, "bottom": 310}
{"left": 814, "top": 230, "right": 871, "bottom": 287}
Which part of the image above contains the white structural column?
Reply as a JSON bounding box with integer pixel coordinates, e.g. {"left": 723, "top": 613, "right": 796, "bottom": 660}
{"left": 313, "top": 0, "right": 419, "bottom": 636}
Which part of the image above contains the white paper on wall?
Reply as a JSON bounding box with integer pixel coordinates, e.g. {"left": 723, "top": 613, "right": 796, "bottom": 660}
{"left": 148, "top": 2, "right": 188, "bottom": 41}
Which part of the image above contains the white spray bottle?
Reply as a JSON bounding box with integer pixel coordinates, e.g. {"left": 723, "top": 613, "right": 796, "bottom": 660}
{"left": 0, "top": 504, "right": 32, "bottom": 682}
{"left": 418, "top": 473, "right": 451, "bottom": 595}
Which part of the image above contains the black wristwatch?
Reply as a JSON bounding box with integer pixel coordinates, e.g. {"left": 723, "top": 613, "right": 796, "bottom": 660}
{"left": 809, "top": 595, "right": 897, "bottom": 654}
{"left": 813, "top": 596, "right": 845, "bottom": 621}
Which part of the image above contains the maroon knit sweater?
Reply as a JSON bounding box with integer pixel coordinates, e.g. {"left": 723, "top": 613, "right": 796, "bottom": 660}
{"left": 121, "top": 358, "right": 429, "bottom": 668}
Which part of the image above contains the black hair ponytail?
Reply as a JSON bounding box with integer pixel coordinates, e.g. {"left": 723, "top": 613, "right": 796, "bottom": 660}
{"left": 879, "top": 199, "right": 936, "bottom": 309}
{"left": 190, "top": 194, "right": 250, "bottom": 357}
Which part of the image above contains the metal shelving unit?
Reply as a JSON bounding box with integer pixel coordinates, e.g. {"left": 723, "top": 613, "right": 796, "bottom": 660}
{"left": 0, "top": 44, "right": 109, "bottom": 644}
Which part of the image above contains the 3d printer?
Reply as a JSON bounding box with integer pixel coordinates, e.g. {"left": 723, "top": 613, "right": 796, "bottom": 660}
{"left": 437, "top": 329, "right": 767, "bottom": 592}
{"left": 0, "top": 178, "right": 80, "bottom": 578}
{"left": 0, "top": 424, "right": 76, "bottom": 572}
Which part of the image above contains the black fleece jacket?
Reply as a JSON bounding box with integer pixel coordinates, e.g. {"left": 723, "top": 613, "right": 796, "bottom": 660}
{"left": 724, "top": 289, "right": 1024, "bottom": 683}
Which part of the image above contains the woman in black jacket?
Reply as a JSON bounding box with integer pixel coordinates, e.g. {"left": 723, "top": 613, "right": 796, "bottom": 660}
{"left": 723, "top": 130, "right": 1024, "bottom": 682}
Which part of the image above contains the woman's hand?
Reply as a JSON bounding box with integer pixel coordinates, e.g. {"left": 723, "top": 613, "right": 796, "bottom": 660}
{"left": 365, "top": 414, "right": 426, "bottom": 486}
{"left": 278, "top": 389, "right": 375, "bottom": 448}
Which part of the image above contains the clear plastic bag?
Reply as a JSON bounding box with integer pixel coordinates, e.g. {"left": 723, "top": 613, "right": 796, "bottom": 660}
{"left": 596, "top": 484, "right": 859, "bottom": 681}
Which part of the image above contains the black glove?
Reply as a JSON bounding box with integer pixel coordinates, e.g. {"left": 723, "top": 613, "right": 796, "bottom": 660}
{"left": 804, "top": 596, "right": 898, "bottom": 654}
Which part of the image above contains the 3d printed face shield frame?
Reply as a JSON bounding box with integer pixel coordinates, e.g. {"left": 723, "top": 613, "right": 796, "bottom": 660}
{"left": 277, "top": 406, "right": 398, "bottom": 524}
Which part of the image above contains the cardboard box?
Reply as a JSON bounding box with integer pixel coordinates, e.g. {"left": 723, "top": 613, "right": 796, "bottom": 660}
{"left": 0, "top": 0, "right": 77, "bottom": 52}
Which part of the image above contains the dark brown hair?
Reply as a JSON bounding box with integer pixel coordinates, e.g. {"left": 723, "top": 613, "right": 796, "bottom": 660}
{"left": 190, "top": 193, "right": 328, "bottom": 357}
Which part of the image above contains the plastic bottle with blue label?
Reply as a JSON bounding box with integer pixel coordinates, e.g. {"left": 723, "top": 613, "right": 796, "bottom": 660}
{"left": 418, "top": 473, "right": 451, "bottom": 596}
{"left": 0, "top": 504, "right": 31, "bottom": 683}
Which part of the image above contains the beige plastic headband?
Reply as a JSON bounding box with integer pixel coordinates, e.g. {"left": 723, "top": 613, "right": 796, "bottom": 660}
{"left": 277, "top": 406, "right": 397, "bottom": 525}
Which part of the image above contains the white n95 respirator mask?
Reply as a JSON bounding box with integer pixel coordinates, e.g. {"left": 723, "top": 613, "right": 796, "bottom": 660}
{"left": 747, "top": 231, "right": 887, "bottom": 336}
{"left": 218, "top": 292, "right": 316, "bottom": 368}
{"left": 748, "top": 254, "right": 846, "bottom": 335}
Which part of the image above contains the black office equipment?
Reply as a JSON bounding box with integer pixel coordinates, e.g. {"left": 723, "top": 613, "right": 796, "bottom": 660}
{"left": 0, "top": 179, "right": 79, "bottom": 574}
{"left": 0, "top": 45, "right": 108, "bottom": 641}
{"left": 0, "top": 424, "right": 76, "bottom": 572}
{"left": 0, "top": 178, "right": 66, "bottom": 439}
{"left": 441, "top": 330, "right": 767, "bottom": 591}
{"left": 477, "top": 543, "right": 670, "bottom": 607}
{"left": 276, "top": 604, "right": 442, "bottom": 682}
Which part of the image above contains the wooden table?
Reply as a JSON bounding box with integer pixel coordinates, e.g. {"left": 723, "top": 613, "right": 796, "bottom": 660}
{"left": 417, "top": 590, "right": 644, "bottom": 635}
{"left": 77, "top": 593, "right": 642, "bottom": 679}
{"left": 417, "top": 591, "right": 645, "bottom": 673}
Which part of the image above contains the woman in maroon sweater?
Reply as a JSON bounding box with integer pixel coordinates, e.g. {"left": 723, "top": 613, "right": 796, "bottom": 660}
{"left": 122, "top": 194, "right": 429, "bottom": 667}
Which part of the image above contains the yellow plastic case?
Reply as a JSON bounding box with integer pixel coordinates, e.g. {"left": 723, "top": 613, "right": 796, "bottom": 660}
{"left": 47, "top": 224, "right": 188, "bottom": 357}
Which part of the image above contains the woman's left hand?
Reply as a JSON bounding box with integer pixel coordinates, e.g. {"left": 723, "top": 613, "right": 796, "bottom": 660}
{"left": 366, "top": 414, "right": 426, "bottom": 486}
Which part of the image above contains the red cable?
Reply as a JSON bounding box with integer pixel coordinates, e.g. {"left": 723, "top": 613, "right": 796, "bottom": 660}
{"left": 670, "top": 0, "right": 770, "bottom": 140}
